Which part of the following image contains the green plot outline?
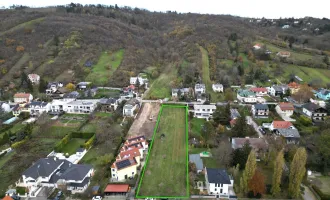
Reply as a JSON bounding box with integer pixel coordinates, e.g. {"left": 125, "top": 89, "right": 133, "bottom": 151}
{"left": 135, "top": 104, "right": 189, "bottom": 199}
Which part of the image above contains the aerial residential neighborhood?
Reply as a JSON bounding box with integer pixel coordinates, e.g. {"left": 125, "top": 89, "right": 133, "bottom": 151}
{"left": 1, "top": 2, "right": 330, "bottom": 200}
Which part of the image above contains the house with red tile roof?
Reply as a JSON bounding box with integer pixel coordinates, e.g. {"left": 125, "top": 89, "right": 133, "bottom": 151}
{"left": 13, "top": 93, "right": 33, "bottom": 103}
{"left": 276, "top": 102, "right": 294, "bottom": 117}
{"left": 287, "top": 82, "right": 300, "bottom": 94}
{"left": 253, "top": 44, "right": 262, "bottom": 50}
{"left": 269, "top": 121, "right": 294, "bottom": 131}
{"left": 249, "top": 87, "right": 268, "bottom": 96}
{"left": 111, "top": 135, "right": 148, "bottom": 181}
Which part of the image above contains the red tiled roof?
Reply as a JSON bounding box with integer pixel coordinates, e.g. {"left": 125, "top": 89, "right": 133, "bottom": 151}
{"left": 2, "top": 196, "right": 14, "bottom": 200}
{"left": 250, "top": 87, "right": 267, "bottom": 93}
{"left": 120, "top": 148, "right": 141, "bottom": 159}
{"left": 28, "top": 74, "right": 39, "bottom": 79}
{"left": 14, "top": 93, "right": 30, "bottom": 98}
{"left": 254, "top": 44, "right": 261, "bottom": 47}
{"left": 288, "top": 82, "right": 300, "bottom": 89}
{"left": 273, "top": 121, "right": 293, "bottom": 129}
{"left": 230, "top": 119, "right": 236, "bottom": 126}
{"left": 104, "top": 184, "right": 129, "bottom": 193}
{"left": 278, "top": 102, "right": 294, "bottom": 111}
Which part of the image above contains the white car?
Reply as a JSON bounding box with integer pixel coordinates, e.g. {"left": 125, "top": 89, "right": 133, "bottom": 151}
{"left": 92, "top": 196, "right": 102, "bottom": 200}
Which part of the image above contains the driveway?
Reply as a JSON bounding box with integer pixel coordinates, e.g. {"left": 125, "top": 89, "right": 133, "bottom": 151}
{"left": 279, "top": 114, "right": 296, "bottom": 122}
{"left": 246, "top": 116, "right": 264, "bottom": 138}
{"left": 301, "top": 184, "right": 317, "bottom": 200}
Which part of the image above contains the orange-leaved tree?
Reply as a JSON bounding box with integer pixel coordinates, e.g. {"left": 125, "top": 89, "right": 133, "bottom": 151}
{"left": 248, "top": 169, "right": 266, "bottom": 197}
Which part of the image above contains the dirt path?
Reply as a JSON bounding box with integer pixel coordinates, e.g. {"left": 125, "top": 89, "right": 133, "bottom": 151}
{"left": 128, "top": 103, "right": 160, "bottom": 139}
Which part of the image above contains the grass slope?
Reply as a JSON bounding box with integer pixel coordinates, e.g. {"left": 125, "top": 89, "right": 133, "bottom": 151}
{"left": 145, "top": 64, "right": 177, "bottom": 99}
{"left": 200, "top": 46, "right": 224, "bottom": 102}
{"left": 86, "top": 49, "right": 124, "bottom": 85}
{"left": 138, "top": 107, "right": 187, "bottom": 197}
{"left": 0, "top": 17, "right": 45, "bottom": 37}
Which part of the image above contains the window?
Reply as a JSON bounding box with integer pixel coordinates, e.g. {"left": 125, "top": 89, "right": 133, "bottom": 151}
{"left": 112, "top": 174, "right": 115, "bottom": 177}
{"left": 221, "top": 184, "right": 223, "bottom": 187}
{"left": 202, "top": 109, "right": 205, "bottom": 111}
{"left": 207, "top": 109, "right": 210, "bottom": 111}
{"left": 220, "top": 189, "right": 223, "bottom": 193}
{"left": 132, "top": 172, "right": 134, "bottom": 174}
{"left": 112, "top": 169, "right": 115, "bottom": 171}
{"left": 215, "top": 188, "right": 217, "bottom": 191}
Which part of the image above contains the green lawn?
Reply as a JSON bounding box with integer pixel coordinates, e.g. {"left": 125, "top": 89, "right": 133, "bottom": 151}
{"left": 190, "top": 118, "right": 205, "bottom": 136}
{"left": 95, "top": 112, "right": 112, "bottom": 118}
{"left": 94, "top": 89, "right": 121, "bottom": 98}
{"left": 79, "top": 147, "right": 99, "bottom": 165}
{"left": 60, "top": 138, "right": 85, "bottom": 155}
{"left": 45, "top": 126, "right": 77, "bottom": 138}
{"left": 137, "top": 106, "right": 188, "bottom": 197}
{"left": 80, "top": 123, "right": 97, "bottom": 133}
{"left": 86, "top": 49, "right": 124, "bottom": 85}
{"left": 145, "top": 65, "right": 177, "bottom": 99}
{"left": 0, "top": 152, "right": 16, "bottom": 169}
{"left": 280, "top": 64, "right": 330, "bottom": 86}
{"left": 316, "top": 176, "right": 330, "bottom": 195}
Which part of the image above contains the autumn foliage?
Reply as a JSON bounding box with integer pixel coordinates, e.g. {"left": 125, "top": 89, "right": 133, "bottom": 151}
{"left": 0, "top": 59, "right": 5, "bottom": 65}
{"left": 248, "top": 170, "right": 266, "bottom": 196}
{"left": 5, "top": 38, "right": 15, "bottom": 46}
{"left": 16, "top": 46, "right": 25, "bottom": 52}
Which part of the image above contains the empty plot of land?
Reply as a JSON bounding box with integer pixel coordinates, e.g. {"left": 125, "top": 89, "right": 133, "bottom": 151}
{"left": 137, "top": 106, "right": 188, "bottom": 197}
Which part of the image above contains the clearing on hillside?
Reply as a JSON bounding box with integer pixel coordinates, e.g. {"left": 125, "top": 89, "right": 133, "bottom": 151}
{"left": 86, "top": 49, "right": 124, "bottom": 85}
{"left": 136, "top": 105, "right": 188, "bottom": 198}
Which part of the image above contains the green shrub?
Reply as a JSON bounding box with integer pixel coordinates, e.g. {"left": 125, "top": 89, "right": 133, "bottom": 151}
{"left": 54, "top": 133, "right": 72, "bottom": 152}
{"left": 299, "top": 115, "right": 313, "bottom": 126}
{"left": 11, "top": 139, "right": 27, "bottom": 149}
{"left": 84, "top": 134, "right": 95, "bottom": 149}
{"left": 16, "top": 187, "right": 26, "bottom": 195}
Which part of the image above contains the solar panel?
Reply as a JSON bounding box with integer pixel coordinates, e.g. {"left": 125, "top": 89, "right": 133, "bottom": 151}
{"left": 116, "top": 159, "right": 131, "bottom": 170}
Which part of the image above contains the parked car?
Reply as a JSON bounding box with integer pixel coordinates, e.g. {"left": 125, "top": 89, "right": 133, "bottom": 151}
{"left": 259, "top": 127, "right": 266, "bottom": 135}
{"left": 92, "top": 196, "right": 102, "bottom": 200}
{"left": 56, "top": 191, "right": 63, "bottom": 197}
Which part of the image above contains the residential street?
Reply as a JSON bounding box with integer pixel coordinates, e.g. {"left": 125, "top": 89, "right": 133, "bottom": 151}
{"left": 246, "top": 116, "right": 264, "bottom": 138}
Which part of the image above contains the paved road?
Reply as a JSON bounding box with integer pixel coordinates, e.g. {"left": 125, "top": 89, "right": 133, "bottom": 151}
{"left": 301, "top": 184, "right": 317, "bottom": 200}
{"left": 246, "top": 116, "right": 264, "bottom": 138}
{"left": 97, "top": 87, "right": 122, "bottom": 90}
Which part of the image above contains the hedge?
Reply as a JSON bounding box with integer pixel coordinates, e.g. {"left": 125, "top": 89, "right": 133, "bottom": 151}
{"left": 72, "top": 131, "right": 94, "bottom": 139}
{"left": 54, "top": 133, "right": 72, "bottom": 152}
{"left": 11, "top": 139, "right": 27, "bottom": 149}
{"left": 84, "top": 134, "right": 95, "bottom": 149}
{"left": 312, "top": 185, "right": 330, "bottom": 200}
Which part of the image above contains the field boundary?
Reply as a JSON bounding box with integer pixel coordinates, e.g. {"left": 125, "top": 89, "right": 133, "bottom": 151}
{"left": 135, "top": 104, "right": 189, "bottom": 198}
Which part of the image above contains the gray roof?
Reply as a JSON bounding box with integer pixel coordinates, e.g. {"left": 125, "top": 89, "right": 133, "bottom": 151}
{"left": 125, "top": 98, "right": 139, "bottom": 107}
{"left": 195, "top": 84, "right": 206, "bottom": 89}
{"left": 254, "top": 104, "right": 269, "bottom": 110}
{"left": 189, "top": 154, "right": 204, "bottom": 171}
{"left": 29, "top": 101, "right": 48, "bottom": 107}
{"left": 206, "top": 168, "right": 231, "bottom": 184}
{"left": 60, "top": 164, "right": 92, "bottom": 181}
{"left": 63, "top": 91, "right": 80, "bottom": 98}
{"left": 277, "top": 128, "right": 300, "bottom": 138}
{"left": 302, "top": 103, "right": 322, "bottom": 112}
{"left": 69, "top": 177, "right": 90, "bottom": 187}
{"left": 23, "top": 157, "right": 63, "bottom": 179}
{"left": 230, "top": 109, "right": 241, "bottom": 119}
{"left": 99, "top": 98, "right": 118, "bottom": 104}
{"left": 172, "top": 88, "right": 190, "bottom": 93}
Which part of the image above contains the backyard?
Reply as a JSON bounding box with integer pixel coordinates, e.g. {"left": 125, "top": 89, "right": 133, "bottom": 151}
{"left": 94, "top": 88, "right": 121, "bottom": 98}
{"left": 137, "top": 106, "right": 188, "bottom": 197}
{"left": 86, "top": 49, "right": 124, "bottom": 85}
{"left": 310, "top": 176, "right": 330, "bottom": 195}
{"left": 190, "top": 118, "right": 205, "bottom": 136}
{"left": 60, "top": 138, "right": 86, "bottom": 155}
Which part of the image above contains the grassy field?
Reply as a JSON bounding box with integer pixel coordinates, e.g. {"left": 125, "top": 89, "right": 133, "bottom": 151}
{"left": 145, "top": 64, "right": 177, "bottom": 99}
{"left": 200, "top": 46, "right": 224, "bottom": 102}
{"left": 190, "top": 118, "right": 205, "bottom": 136}
{"left": 80, "top": 123, "right": 97, "bottom": 133}
{"left": 60, "top": 138, "right": 85, "bottom": 155}
{"left": 137, "top": 106, "right": 188, "bottom": 197}
{"left": 86, "top": 49, "right": 124, "bottom": 85}
{"left": 94, "top": 89, "right": 121, "bottom": 98}
{"left": 0, "top": 152, "right": 16, "bottom": 169}
{"left": 280, "top": 64, "right": 330, "bottom": 86}
{"left": 44, "top": 125, "right": 77, "bottom": 138}
{"left": 313, "top": 176, "right": 330, "bottom": 195}
{"left": 0, "top": 17, "right": 45, "bottom": 37}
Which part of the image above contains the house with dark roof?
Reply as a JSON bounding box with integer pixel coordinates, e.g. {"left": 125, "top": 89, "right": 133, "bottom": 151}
{"left": 205, "top": 168, "right": 234, "bottom": 196}
{"left": 172, "top": 88, "right": 190, "bottom": 98}
{"left": 269, "top": 85, "right": 289, "bottom": 97}
{"left": 251, "top": 104, "right": 269, "bottom": 118}
{"left": 99, "top": 98, "right": 119, "bottom": 111}
{"left": 16, "top": 157, "right": 93, "bottom": 196}
{"left": 195, "top": 84, "right": 206, "bottom": 94}
{"left": 302, "top": 103, "right": 327, "bottom": 121}
{"left": 76, "top": 82, "right": 92, "bottom": 90}
{"left": 276, "top": 128, "right": 300, "bottom": 144}
{"left": 123, "top": 98, "right": 140, "bottom": 117}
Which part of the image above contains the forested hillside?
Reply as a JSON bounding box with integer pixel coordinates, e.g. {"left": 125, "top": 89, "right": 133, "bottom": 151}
{"left": 1, "top": 4, "right": 330, "bottom": 99}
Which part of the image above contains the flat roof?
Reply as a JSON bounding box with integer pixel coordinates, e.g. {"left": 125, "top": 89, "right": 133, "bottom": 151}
{"left": 104, "top": 184, "right": 129, "bottom": 193}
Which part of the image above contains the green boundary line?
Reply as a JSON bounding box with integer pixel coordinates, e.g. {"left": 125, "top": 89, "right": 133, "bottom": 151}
{"left": 136, "top": 104, "right": 189, "bottom": 199}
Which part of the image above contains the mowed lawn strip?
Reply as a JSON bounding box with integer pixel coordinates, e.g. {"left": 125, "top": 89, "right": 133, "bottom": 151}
{"left": 138, "top": 106, "right": 187, "bottom": 197}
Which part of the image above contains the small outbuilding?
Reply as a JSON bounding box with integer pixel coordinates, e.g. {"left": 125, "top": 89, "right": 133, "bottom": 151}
{"left": 104, "top": 184, "right": 130, "bottom": 196}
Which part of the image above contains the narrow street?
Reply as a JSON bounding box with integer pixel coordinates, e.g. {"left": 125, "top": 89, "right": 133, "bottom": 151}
{"left": 246, "top": 116, "right": 264, "bottom": 138}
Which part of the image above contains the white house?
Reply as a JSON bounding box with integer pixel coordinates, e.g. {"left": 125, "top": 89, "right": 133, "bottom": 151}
{"left": 16, "top": 157, "right": 93, "bottom": 196}
{"left": 249, "top": 87, "right": 268, "bottom": 96}
{"left": 193, "top": 104, "right": 216, "bottom": 120}
{"left": 46, "top": 82, "right": 64, "bottom": 94}
{"left": 27, "top": 74, "right": 40, "bottom": 85}
{"left": 212, "top": 84, "right": 223, "bottom": 93}
{"left": 302, "top": 103, "right": 327, "bottom": 121}
{"left": 111, "top": 135, "right": 148, "bottom": 181}
{"left": 13, "top": 93, "right": 33, "bottom": 103}
{"left": 172, "top": 88, "right": 190, "bottom": 97}
{"left": 123, "top": 99, "right": 140, "bottom": 116}
{"left": 269, "top": 85, "right": 289, "bottom": 97}
{"left": 253, "top": 44, "right": 262, "bottom": 50}
{"left": 237, "top": 90, "right": 257, "bottom": 103}
{"left": 64, "top": 100, "right": 98, "bottom": 114}
{"left": 29, "top": 101, "right": 50, "bottom": 117}
{"left": 275, "top": 102, "right": 294, "bottom": 117}
{"left": 251, "top": 104, "right": 269, "bottom": 118}
{"left": 195, "top": 84, "right": 206, "bottom": 94}
{"left": 282, "top": 25, "right": 290, "bottom": 29}
{"left": 76, "top": 82, "right": 91, "bottom": 90}
{"left": 205, "top": 168, "right": 234, "bottom": 197}
{"left": 130, "top": 77, "right": 148, "bottom": 86}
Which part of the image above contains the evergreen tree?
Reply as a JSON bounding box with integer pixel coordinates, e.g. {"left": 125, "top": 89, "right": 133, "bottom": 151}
{"left": 271, "top": 150, "right": 284, "bottom": 196}
{"left": 288, "top": 148, "right": 307, "bottom": 198}
{"left": 238, "top": 65, "right": 244, "bottom": 76}
{"left": 213, "top": 105, "right": 230, "bottom": 125}
{"left": 326, "top": 99, "right": 330, "bottom": 115}
{"left": 136, "top": 77, "right": 140, "bottom": 92}
{"left": 231, "top": 142, "right": 252, "bottom": 170}
{"left": 2, "top": 132, "right": 9, "bottom": 145}
{"left": 231, "top": 112, "right": 248, "bottom": 137}
{"left": 241, "top": 150, "right": 257, "bottom": 194}
{"left": 38, "top": 78, "right": 47, "bottom": 93}
{"left": 201, "top": 121, "right": 215, "bottom": 144}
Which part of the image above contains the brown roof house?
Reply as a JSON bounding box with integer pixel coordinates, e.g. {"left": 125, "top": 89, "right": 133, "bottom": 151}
{"left": 232, "top": 137, "right": 268, "bottom": 160}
